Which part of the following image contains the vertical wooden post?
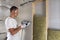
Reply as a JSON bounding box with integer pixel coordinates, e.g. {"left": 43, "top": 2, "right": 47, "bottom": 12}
{"left": 32, "top": 1, "right": 36, "bottom": 40}
{"left": 46, "top": 0, "right": 48, "bottom": 40}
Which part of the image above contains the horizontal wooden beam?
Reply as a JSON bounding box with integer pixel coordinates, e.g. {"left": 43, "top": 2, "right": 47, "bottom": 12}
{"left": 34, "top": 0, "right": 46, "bottom": 4}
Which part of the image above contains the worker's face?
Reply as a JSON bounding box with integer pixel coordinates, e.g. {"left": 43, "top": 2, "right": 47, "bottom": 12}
{"left": 14, "top": 9, "right": 18, "bottom": 17}
{"left": 11, "top": 9, "right": 18, "bottom": 17}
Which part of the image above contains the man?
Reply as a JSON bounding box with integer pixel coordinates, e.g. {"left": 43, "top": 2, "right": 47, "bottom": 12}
{"left": 5, "top": 6, "right": 25, "bottom": 40}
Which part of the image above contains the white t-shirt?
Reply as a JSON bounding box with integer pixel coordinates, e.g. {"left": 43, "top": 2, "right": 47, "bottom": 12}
{"left": 5, "top": 17, "right": 22, "bottom": 40}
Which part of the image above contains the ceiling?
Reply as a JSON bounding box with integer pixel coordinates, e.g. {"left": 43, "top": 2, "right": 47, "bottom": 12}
{"left": 0, "top": 0, "right": 45, "bottom": 7}
{"left": 0, "top": 0, "right": 20, "bottom": 7}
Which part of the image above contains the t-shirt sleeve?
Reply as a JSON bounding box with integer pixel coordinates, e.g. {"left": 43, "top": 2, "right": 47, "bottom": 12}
{"left": 6, "top": 19, "right": 15, "bottom": 29}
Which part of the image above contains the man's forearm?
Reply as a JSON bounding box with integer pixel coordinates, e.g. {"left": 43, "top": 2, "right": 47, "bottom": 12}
{"left": 11, "top": 26, "right": 21, "bottom": 35}
{"left": 15, "top": 26, "right": 21, "bottom": 30}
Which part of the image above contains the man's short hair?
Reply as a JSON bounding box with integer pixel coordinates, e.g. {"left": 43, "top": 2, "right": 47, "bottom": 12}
{"left": 10, "top": 6, "right": 18, "bottom": 12}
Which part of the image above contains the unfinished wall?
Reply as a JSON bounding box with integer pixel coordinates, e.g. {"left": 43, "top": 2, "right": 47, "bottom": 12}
{"left": 18, "top": 3, "right": 33, "bottom": 40}
{"left": 35, "top": 1, "right": 46, "bottom": 16}
{"left": 48, "top": 0, "right": 60, "bottom": 40}
{"left": 33, "top": 1, "right": 46, "bottom": 40}
{"left": 48, "top": 0, "right": 60, "bottom": 29}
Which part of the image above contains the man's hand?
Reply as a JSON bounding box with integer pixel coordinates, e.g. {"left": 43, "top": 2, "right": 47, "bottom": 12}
{"left": 21, "top": 24, "right": 26, "bottom": 29}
